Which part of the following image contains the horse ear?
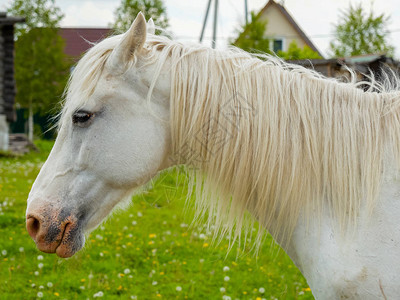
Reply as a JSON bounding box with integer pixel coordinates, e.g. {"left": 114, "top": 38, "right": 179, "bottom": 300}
{"left": 147, "top": 18, "right": 155, "bottom": 35}
{"left": 111, "top": 12, "right": 147, "bottom": 67}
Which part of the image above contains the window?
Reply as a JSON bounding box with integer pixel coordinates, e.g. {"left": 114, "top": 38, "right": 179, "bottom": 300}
{"left": 273, "top": 39, "right": 283, "bottom": 53}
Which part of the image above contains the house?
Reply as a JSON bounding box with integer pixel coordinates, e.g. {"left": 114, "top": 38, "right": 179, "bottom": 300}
{"left": 59, "top": 28, "right": 112, "bottom": 62}
{"left": 254, "top": 0, "right": 321, "bottom": 56}
{"left": 0, "top": 12, "right": 24, "bottom": 151}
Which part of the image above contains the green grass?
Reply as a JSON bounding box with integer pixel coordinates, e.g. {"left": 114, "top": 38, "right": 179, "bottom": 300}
{"left": 0, "top": 141, "right": 314, "bottom": 300}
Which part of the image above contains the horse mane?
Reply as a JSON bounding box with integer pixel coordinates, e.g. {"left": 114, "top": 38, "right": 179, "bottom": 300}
{"left": 63, "top": 32, "right": 400, "bottom": 249}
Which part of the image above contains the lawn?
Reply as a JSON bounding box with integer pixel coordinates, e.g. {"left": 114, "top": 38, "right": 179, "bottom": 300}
{"left": 0, "top": 140, "right": 314, "bottom": 300}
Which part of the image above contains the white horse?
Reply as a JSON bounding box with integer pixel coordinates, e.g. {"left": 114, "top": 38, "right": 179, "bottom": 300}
{"left": 26, "top": 13, "right": 400, "bottom": 299}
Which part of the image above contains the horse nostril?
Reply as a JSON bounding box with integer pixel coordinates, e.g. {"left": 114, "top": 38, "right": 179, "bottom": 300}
{"left": 26, "top": 216, "right": 41, "bottom": 240}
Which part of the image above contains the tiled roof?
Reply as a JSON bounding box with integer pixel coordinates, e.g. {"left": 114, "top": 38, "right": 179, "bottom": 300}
{"left": 59, "top": 28, "right": 112, "bottom": 59}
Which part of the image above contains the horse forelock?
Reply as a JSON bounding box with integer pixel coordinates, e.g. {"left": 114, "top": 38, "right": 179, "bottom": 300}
{"left": 58, "top": 31, "right": 400, "bottom": 250}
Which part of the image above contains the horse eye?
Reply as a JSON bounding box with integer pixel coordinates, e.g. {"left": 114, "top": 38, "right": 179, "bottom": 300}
{"left": 72, "top": 111, "right": 94, "bottom": 125}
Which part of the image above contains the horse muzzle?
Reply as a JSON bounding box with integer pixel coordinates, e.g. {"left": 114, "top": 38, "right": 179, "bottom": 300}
{"left": 26, "top": 206, "right": 85, "bottom": 258}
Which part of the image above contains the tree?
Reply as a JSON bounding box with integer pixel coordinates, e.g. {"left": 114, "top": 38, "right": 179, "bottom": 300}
{"left": 8, "top": 0, "right": 69, "bottom": 141}
{"left": 278, "top": 40, "right": 321, "bottom": 60}
{"left": 330, "top": 3, "right": 395, "bottom": 57}
{"left": 232, "top": 12, "right": 270, "bottom": 54}
{"left": 113, "top": 0, "right": 169, "bottom": 33}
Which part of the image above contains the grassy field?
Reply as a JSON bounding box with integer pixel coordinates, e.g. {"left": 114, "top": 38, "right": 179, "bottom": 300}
{"left": 0, "top": 141, "right": 314, "bottom": 300}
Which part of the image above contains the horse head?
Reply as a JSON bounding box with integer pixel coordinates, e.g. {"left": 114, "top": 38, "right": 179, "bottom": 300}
{"left": 26, "top": 13, "right": 172, "bottom": 257}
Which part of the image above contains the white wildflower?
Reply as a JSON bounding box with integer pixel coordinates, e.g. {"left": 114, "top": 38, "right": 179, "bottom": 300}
{"left": 93, "top": 291, "right": 104, "bottom": 298}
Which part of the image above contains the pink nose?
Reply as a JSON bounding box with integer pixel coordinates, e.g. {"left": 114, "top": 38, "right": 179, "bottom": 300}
{"left": 26, "top": 215, "right": 41, "bottom": 240}
{"left": 26, "top": 212, "right": 71, "bottom": 255}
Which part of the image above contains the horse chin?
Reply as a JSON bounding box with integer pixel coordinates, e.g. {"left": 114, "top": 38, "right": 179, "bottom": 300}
{"left": 54, "top": 223, "right": 85, "bottom": 258}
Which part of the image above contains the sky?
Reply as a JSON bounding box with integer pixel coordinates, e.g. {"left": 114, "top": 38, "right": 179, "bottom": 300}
{"left": 0, "top": 0, "right": 399, "bottom": 58}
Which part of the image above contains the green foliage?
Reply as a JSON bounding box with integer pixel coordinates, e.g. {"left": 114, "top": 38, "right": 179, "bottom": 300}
{"left": 14, "top": 28, "right": 69, "bottom": 115}
{"left": 8, "top": 0, "right": 63, "bottom": 37}
{"left": 278, "top": 40, "right": 322, "bottom": 60}
{"left": 330, "top": 3, "right": 394, "bottom": 57}
{"left": 0, "top": 142, "right": 314, "bottom": 299}
{"left": 8, "top": 0, "right": 69, "bottom": 116}
{"left": 232, "top": 12, "right": 270, "bottom": 54}
{"left": 113, "top": 0, "right": 169, "bottom": 33}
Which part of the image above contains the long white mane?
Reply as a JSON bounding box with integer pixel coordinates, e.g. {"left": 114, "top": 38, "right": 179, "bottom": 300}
{"left": 63, "top": 32, "right": 400, "bottom": 248}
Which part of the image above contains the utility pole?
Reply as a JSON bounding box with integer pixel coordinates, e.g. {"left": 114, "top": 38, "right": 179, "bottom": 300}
{"left": 212, "top": 0, "right": 218, "bottom": 48}
{"left": 199, "top": 0, "right": 212, "bottom": 43}
{"left": 200, "top": 0, "right": 249, "bottom": 48}
{"left": 199, "top": 0, "right": 218, "bottom": 48}
{"left": 244, "top": 0, "right": 248, "bottom": 25}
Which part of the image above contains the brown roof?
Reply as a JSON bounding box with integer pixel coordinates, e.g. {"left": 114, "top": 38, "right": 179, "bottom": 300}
{"left": 59, "top": 28, "right": 112, "bottom": 59}
{"left": 257, "top": 0, "right": 322, "bottom": 56}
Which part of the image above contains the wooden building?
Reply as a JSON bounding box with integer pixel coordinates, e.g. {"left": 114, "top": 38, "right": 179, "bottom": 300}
{"left": 289, "top": 54, "right": 400, "bottom": 85}
{"left": 0, "top": 12, "right": 24, "bottom": 151}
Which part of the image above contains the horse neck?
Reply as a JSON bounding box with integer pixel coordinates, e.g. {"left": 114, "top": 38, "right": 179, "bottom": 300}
{"left": 169, "top": 46, "right": 400, "bottom": 250}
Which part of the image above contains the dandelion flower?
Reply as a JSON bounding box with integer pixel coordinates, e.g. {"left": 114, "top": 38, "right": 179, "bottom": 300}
{"left": 224, "top": 276, "right": 230, "bottom": 282}
{"left": 220, "top": 287, "right": 226, "bottom": 293}
{"left": 1, "top": 250, "right": 7, "bottom": 256}
{"left": 93, "top": 291, "right": 104, "bottom": 298}
{"left": 176, "top": 286, "right": 182, "bottom": 292}
{"left": 47, "top": 282, "right": 53, "bottom": 288}
{"left": 19, "top": 247, "right": 24, "bottom": 253}
{"left": 34, "top": 271, "right": 39, "bottom": 276}
{"left": 222, "top": 296, "right": 231, "bottom": 300}
{"left": 124, "top": 268, "right": 131, "bottom": 274}
{"left": 259, "top": 287, "right": 265, "bottom": 293}
{"left": 152, "top": 281, "right": 158, "bottom": 286}
{"left": 37, "top": 292, "right": 43, "bottom": 298}
{"left": 37, "top": 255, "right": 43, "bottom": 260}
{"left": 38, "top": 263, "right": 44, "bottom": 269}
{"left": 223, "top": 266, "right": 230, "bottom": 272}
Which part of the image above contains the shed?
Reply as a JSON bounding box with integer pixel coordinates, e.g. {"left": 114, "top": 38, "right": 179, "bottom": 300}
{"left": 0, "top": 12, "right": 24, "bottom": 151}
